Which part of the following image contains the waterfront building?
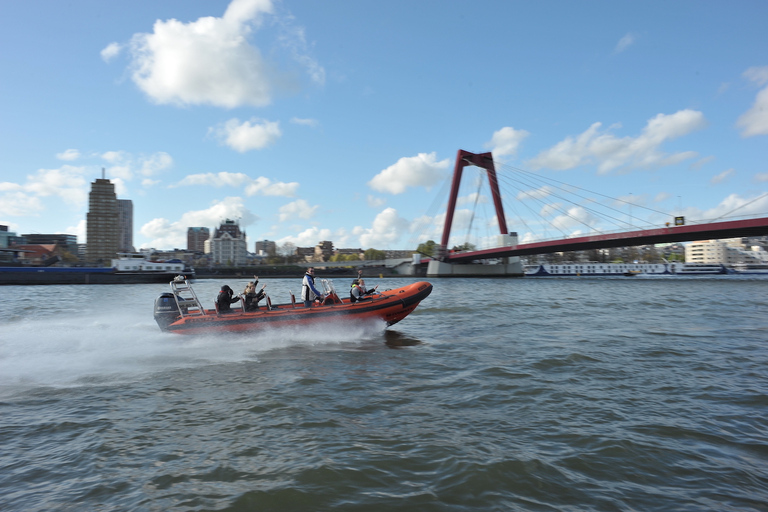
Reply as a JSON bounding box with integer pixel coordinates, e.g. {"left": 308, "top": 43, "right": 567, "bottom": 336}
{"left": 685, "top": 238, "right": 768, "bottom": 265}
{"left": 187, "top": 227, "right": 210, "bottom": 253}
{"left": 1, "top": 225, "right": 22, "bottom": 249}
{"left": 117, "top": 199, "right": 134, "bottom": 253}
{"left": 255, "top": 239, "right": 276, "bottom": 257}
{"left": 85, "top": 178, "right": 119, "bottom": 266}
{"left": 205, "top": 219, "right": 247, "bottom": 265}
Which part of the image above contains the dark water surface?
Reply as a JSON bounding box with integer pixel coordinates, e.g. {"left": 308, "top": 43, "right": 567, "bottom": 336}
{"left": 1, "top": 276, "right": 767, "bottom": 511}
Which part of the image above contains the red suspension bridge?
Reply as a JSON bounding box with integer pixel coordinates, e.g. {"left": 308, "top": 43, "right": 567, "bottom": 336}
{"left": 431, "top": 150, "right": 768, "bottom": 265}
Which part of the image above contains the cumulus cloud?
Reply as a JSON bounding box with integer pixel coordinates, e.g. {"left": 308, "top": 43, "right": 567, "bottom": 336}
{"left": 100, "top": 42, "right": 122, "bottom": 62}
{"left": 277, "top": 226, "right": 333, "bottom": 247}
{"left": 368, "top": 152, "right": 450, "bottom": 194}
{"left": 736, "top": 66, "right": 768, "bottom": 137}
{"left": 210, "top": 118, "right": 281, "bottom": 152}
{"left": 527, "top": 110, "right": 707, "bottom": 174}
{"left": 485, "top": 127, "right": 529, "bottom": 158}
{"left": 99, "top": 151, "right": 173, "bottom": 181}
{"left": 118, "top": 0, "right": 323, "bottom": 108}
{"left": 173, "top": 172, "right": 298, "bottom": 197}
{"left": 56, "top": 149, "right": 80, "bottom": 161}
{"left": 614, "top": 33, "right": 636, "bottom": 54}
{"left": 0, "top": 165, "right": 88, "bottom": 217}
{"left": 357, "top": 208, "right": 411, "bottom": 247}
{"left": 139, "top": 196, "right": 258, "bottom": 249}
{"left": 290, "top": 117, "right": 319, "bottom": 127}
{"left": 367, "top": 195, "right": 386, "bottom": 208}
{"left": 278, "top": 199, "right": 318, "bottom": 221}
{"left": 517, "top": 185, "right": 553, "bottom": 201}
{"left": 711, "top": 168, "right": 734, "bottom": 184}
{"left": 245, "top": 176, "right": 299, "bottom": 196}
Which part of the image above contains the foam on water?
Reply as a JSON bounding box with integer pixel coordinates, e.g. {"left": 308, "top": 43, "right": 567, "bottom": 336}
{"left": 0, "top": 303, "right": 388, "bottom": 391}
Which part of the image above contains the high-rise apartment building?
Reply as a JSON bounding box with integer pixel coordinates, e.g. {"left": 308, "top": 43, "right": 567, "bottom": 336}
{"left": 117, "top": 199, "right": 134, "bottom": 253}
{"left": 255, "top": 239, "right": 276, "bottom": 256}
{"left": 187, "top": 227, "right": 210, "bottom": 253}
{"left": 85, "top": 178, "right": 119, "bottom": 265}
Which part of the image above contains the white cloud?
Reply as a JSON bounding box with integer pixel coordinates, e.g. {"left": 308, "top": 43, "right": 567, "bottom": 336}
{"left": 614, "top": 33, "right": 636, "bottom": 54}
{"left": 485, "top": 126, "right": 529, "bottom": 157}
{"left": 291, "top": 117, "right": 319, "bottom": 127}
{"left": 710, "top": 168, "right": 734, "bottom": 184}
{"left": 456, "top": 192, "right": 488, "bottom": 207}
{"left": 140, "top": 152, "right": 173, "bottom": 176}
{"left": 100, "top": 42, "right": 122, "bottom": 62}
{"left": 277, "top": 226, "right": 333, "bottom": 247}
{"left": 176, "top": 172, "right": 251, "bottom": 188}
{"left": 517, "top": 185, "right": 553, "bottom": 201}
{"left": 118, "top": 0, "right": 323, "bottom": 109}
{"left": 139, "top": 196, "right": 258, "bottom": 249}
{"left": 56, "top": 149, "right": 80, "bottom": 161}
{"left": 0, "top": 165, "right": 88, "bottom": 217}
{"left": 755, "top": 172, "right": 768, "bottom": 182}
{"left": 367, "top": 195, "right": 386, "bottom": 208}
{"left": 127, "top": 0, "right": 275, "bottom": 107}
{"left": 527, "top": 110, "right": 707, "bottom": 174}
{"left": 174, "top": 172, "right": 297, "bottom": 197}
{"left": 245, "top": 176, "right": 299, "bottom": 196}
{"left": 736, "top": 66, "right": 768, "bottom": 137}
{"left": 278, "top": 199, "right": 318, "bottom": 221}
{"left": 211, "top": 118, "right": 281, "bottom": 152}
{"left": 357, "top": 207, "right": 410, "bottom": 247}
{"left": 368, "top": 152, "right": 450, "bottom": 194}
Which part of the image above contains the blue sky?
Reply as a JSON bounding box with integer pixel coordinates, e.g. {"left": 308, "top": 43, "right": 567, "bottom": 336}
{"left": 1, "top": 0, "right": 767, "bottom": 252}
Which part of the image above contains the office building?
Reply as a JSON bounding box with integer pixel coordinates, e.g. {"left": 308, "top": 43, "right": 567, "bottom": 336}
{"left": 187, "top": 227, "right": 210, "bottom": 253}
{"left": 85, "top": 178, "right": 119, "bottom": 265}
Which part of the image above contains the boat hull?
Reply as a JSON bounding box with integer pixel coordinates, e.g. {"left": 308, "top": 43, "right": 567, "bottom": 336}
{"left": 157, "top": 281, "right": 433, "bottom": 334}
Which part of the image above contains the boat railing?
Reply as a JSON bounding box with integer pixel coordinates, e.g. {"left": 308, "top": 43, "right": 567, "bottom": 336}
{"left": 170, "top": 276, "right": 206, "bottom": 317}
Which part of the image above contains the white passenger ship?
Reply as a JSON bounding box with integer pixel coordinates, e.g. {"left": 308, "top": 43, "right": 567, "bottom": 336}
{"left": 524, "top": 262, "right": 728, "bottom": 276}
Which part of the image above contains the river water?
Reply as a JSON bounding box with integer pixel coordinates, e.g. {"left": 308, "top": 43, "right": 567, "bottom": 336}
{"left": 1, "top": 275, "right": 767, "bottom": 511}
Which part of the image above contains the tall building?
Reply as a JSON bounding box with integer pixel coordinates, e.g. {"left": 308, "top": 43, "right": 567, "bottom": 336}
{"left": 205, "top": 219, "right": 247, "bottom": 265}
{"left": 117, "top": 199, "right": 134, "bottom": 253}
{"left": 187, "top": 227, "right": 210, "bottom": 253}
{"left": 255, "top": 239, "right": 276, "bottom": 256}
{"left": 85, "top": 178, "right": 119, "bottom": 265}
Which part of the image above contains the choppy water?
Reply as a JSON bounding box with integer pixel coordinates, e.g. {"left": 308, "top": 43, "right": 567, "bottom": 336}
{"left": 1, "top": 275, "right": 767, "bottom": 511}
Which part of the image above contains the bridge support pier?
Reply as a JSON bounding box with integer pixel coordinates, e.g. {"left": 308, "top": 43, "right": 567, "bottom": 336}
{"left": 426, "top": 258, "right": 524, "bottom": 278}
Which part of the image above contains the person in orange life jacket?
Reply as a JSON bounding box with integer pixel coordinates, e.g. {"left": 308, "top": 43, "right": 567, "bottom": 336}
{"left": 350, "top": 279, "right": 377, "bottom": 303}
{"left": 243, "top": 278, "right": 266, "bottom": 312}
{"left": 301, "top": 268, "right": 324, "bottom": 307}
{"left": 216, "top": 284, "right": 241, "bottom": 313}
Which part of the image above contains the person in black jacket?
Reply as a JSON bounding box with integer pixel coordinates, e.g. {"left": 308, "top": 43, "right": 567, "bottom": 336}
{"left": 216, "top": 285, "right": 241, "bottom": 313}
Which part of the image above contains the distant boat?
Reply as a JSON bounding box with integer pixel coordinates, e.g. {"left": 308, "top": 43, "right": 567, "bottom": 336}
{"left": 0, "top": 253, "right": 195, "bottom": 285}
{"left": 524, "top": 262, "right": 728, "bottom": 277}
{"left": 729, "top": 263, "right": 768, "bottom": 275}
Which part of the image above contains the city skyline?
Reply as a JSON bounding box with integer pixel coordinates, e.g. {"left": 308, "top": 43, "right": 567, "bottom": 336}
{"left": 1, "top": 0, "right": 766, "bottom": 251}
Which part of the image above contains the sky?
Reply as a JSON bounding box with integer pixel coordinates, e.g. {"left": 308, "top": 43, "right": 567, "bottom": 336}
{"left": 1, "top": 0, "right": 767, "bottom": 252}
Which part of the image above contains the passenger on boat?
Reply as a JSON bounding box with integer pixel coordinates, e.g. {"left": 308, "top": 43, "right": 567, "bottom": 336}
{"left": 350, "top": 279, "right": 377, "bottom": 303}
{"left": 216, "top": 285, "right": 241, "bottom": 313}
{"left": 301, "top": 268, "right": 324, "bottom": 307}
{"left": 243, "top": 279, "right": 266, "bottom": 312}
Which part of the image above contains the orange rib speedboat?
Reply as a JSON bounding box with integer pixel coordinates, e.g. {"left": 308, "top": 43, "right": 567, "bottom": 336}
{"left": 153, "top": 278, "right": 433, "bottom": 335}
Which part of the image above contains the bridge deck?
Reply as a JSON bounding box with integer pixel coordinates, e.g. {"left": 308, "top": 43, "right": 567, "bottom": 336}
{"left": 445, "top": 216, "right": 768, "bottom": 263}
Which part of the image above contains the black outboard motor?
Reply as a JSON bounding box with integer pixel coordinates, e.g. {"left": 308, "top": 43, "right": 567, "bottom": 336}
{"left": 154, "top": 293, "right": 181, "bottom": 331}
